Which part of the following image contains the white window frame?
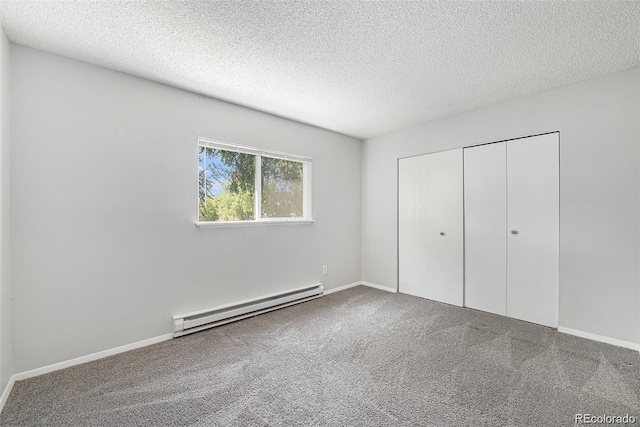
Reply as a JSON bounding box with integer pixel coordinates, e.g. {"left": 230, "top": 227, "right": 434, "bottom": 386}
{"left": 196, "top": 137, "right": 313, "bottom": 227}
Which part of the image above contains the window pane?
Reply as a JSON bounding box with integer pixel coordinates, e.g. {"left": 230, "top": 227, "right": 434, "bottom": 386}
{"left": 198, "top": 147, "right": 255, "bottom": 221}
{"left": 261, "top": 157, "right": 303, "bottom": 218}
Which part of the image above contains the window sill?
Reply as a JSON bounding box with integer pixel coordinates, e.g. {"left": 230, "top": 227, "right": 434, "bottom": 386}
{"left": 196, "top": 219, "right": 314, "bottom": 228}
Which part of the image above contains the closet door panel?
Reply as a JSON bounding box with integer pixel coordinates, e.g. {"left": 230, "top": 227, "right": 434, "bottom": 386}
{"left": 425, "top": 149, "right": 464, "bottom": 306}
{"left": 464, "top": 143, "right": 507, "bottom": 315}
{"left": 506, "top": 133, "right": 559, "bottom": 327}
{"left": 399, "top": 149, "right": 464, "bottom": 306}
{"left": 398, "top": 154, "right": 431, "bottom": 299}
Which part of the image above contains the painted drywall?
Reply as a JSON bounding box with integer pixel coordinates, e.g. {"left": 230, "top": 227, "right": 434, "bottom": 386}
{"left": 362, "top": 67, "right": 640, "bottom": 344}
{"left": 11, "top": 45, "right": 362, "bottom": 373}
{"left": 0, "top": 28, "right": 11, "bottom": 395}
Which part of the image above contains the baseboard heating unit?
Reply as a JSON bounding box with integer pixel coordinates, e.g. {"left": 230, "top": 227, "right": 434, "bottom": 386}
{"left": 173, "top": 283, "right": 324, "bottom": 337}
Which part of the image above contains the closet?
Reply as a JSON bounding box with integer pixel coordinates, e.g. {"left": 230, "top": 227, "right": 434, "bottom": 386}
{"left": 398, "top": 133, "right": 559, "bottom": 328}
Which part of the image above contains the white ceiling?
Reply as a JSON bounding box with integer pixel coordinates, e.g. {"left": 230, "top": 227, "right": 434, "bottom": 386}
{"left": 1, "top": 1, "right": 639, "bottom": 139}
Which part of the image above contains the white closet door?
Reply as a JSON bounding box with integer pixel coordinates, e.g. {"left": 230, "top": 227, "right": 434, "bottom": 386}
{"left": 399, "top": 149, "right": 464, "bottom": 306}
{"left": 464, "top": 142, "right": 507, "bottom": 315}
{"left": 506, "top": 133, "right": 559, "bottom": 327}
{"left": 399, "top": 154, "right": 430, "bottom": 299}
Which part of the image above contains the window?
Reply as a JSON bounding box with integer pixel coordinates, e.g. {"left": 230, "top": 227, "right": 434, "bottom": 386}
{"left": 198, "top": 138, "right": 312, "bottom": 225}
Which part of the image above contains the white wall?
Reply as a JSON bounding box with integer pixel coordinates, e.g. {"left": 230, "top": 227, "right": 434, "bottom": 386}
{"left": 0, "top": 28, "right": 12, "bottom": 393}
{"left": 11, "top": 45, "right": 362, "bottom": 373}
{"left": 362, "top": 67, "right": 640, "bottom": 345}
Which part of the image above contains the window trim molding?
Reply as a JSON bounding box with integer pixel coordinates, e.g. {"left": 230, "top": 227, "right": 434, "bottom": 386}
{"left": 196, "top": 219, "right": 315, "bottom": 228}
{"left": 197, "top": 137, "right": 313, "bottom": 225}
{"left": 198, "top": 137, "right": 311, "bottom": 163}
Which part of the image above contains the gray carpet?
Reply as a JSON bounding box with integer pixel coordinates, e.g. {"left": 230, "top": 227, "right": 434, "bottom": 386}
{"left": 1, "top": 286, "right": 639, "bottom": 426}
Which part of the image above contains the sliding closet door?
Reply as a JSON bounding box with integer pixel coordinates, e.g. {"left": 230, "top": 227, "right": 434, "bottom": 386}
{"left": 399, "top": 149, "right": 464, "bottom": 306}
{"left": 464, "top": 142, "right": 507, "bottom": 315}
{"left": 506, "top": 133, "right": 559, "bottom": 327}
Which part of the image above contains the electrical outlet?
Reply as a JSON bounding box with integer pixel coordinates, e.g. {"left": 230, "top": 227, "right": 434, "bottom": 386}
{"left": 322, "top": 265, "right": 328, "bottom": 275}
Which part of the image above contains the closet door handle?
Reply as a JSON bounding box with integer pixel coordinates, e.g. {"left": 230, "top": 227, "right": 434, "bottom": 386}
{"left": 511, "top": 230, "right": 519, "bottom": 235}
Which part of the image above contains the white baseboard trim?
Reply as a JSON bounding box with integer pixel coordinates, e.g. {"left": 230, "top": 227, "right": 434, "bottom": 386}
{"left": 360, "top": 281, "right": 397, "bottom": 293}
{"left": 558, "top": 326, "right": 640, "bottom": 352}
{"left": 0, "top": 375, "right": 15, "bottom": 414}
{"left": 324, "top": 281, "right": 397, "bottom": 295}
{"left": 1, "top": 333, "right": 173, "bottom": 413}
{"left": 323, "top": 281, "right": 362, "bottom": 295}
{"left": 13, "top": 333, "right": 174, "bottom": 383}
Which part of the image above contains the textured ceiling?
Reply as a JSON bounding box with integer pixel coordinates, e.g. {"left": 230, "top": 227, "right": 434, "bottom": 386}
{"left": 2, "top": 1, "right": 639, "bottom": 139}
